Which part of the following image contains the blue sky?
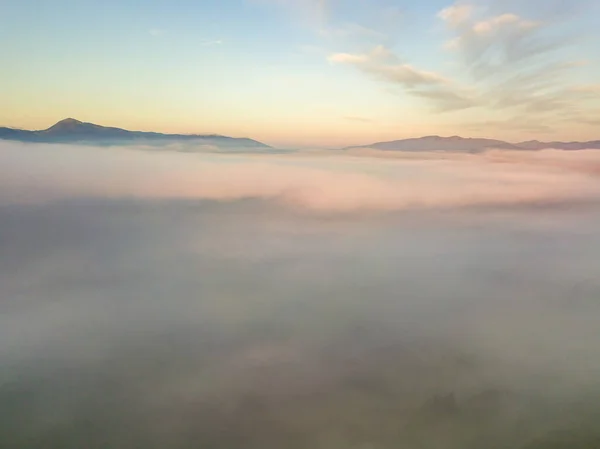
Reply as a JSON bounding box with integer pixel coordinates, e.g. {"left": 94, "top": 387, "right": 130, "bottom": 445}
{"left": 1, "top": 0, "right": 599, "bottom": 147}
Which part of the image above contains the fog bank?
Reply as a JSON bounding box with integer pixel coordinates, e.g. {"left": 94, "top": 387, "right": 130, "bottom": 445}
{"left": 1, "top": 142, "right": 600, "bottom": 448}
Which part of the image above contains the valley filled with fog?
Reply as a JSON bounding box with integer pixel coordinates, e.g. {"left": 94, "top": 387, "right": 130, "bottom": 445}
{"left": 1, "top": 141, "right": 600, "bottom": 449}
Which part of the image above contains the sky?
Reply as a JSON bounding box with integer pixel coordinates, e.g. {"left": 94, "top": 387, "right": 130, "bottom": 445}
{"left": 1, "top": 0, "right": 599, "bottom": 147}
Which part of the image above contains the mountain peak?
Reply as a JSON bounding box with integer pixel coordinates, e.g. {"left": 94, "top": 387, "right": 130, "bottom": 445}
{"left": 46, "top": 118, "right": 86, "bottom": 131}
{"left": 59, "top": 118, "right": 83, "bottom": 124}
{"left": 0, "top": 118, "right": 270, "bottom": 148}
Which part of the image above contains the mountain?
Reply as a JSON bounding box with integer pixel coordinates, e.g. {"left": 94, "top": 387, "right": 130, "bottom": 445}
{"left": 515, "top": 140, "right": 600, "bottom": 150}
{"left": 346, "top": 135, "right": 600, "bottom": 152}
{"left": 0, "top": 118, "right": 270, "bottom": 148}
{"left": 3, "top": 120, "right": 598, "bottom": 152}
{"left": 347, "top": 136, "right": 519, "bottom": 152}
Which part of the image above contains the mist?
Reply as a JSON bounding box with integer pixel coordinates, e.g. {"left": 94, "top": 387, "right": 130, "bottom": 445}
{"left": 1, "top": 141, "right": 600, "bottom": 448}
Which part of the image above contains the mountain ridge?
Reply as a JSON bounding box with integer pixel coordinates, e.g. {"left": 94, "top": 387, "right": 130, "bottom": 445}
{"left": 0, "top": 118, "right": 270, "bottom": 148}
{"left": 345, "top": 135, "right": 600, "bottom": 152}
{"left": 2, "top": 119, "right": 599, "bottom": 151}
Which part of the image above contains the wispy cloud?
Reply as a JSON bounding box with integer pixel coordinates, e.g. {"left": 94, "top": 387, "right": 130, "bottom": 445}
{"left": 329, "top": 45, "right": 478, "bottom": 112}
{"left": 330, "top": 47, "right": 449, "bottom": 87}
{"left": 326, "top": 1, "right": 598, "bottom": 128}
{"left": 462, "top": 116, "right": 554, "bottom": 134}
{"left": 343, "top": 116, "right": 374, "bottom": 123}
{"left": 247, "top": 0, "right": 599, "bottom": 138}
{"left": 438, "top": 3, "right": 474, "bottom": 27}
{"left": 320, "top": 22, "right": 385, "bottom": 42}
{"left": 436, "top": 2, "right": 599, "bottom": 126}
{"left": 148, "top": 28, "right": 165, "bottom": 37}
{"left": 438, "top": 3, "right": 558, "bottom": 77}
{"left": 250, "top": 0, "right": 329, "bottom": 28}
{"left": 200, "top": 39, "right": 223, "bottom": 46}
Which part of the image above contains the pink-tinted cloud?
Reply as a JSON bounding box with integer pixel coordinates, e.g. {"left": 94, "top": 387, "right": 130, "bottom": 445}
{"left": 1, "top": 141, "right": 600, "bottom": 212}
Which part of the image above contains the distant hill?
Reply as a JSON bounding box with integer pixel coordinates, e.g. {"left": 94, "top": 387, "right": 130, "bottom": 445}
{"left": 346, "top": 135, "right": 600, "bottom": 152}
{"left": 0, "top": 118, "right": 271, "bottom": 149}
{"left": 514, "top": 139, "right": 600, "bottom": 151}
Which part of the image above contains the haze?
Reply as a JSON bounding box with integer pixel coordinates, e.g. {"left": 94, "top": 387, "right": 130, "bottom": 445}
{"left": 2, "top": 141, "right": 600, "bottom": 448}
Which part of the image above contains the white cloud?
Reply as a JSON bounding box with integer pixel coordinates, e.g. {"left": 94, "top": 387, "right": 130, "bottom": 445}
{"left": 472, "top": 13, "right": 519, "bottom": 34}
{"left": 2, "top": 142, "right": 600, "bottom": 213}
{"left": 250, "top": 0, "right": 329, "bottom": 27}
{"left": 443, "top": 37, "right": 462, "bottom": 50}
{"left": 570, "top": 84, "right": 600, "bottom": 93}
{"left": 329, "top": 52, "right": 369, "bottom": 65}
{"left": 200, "top": 39, "right": 223, "bottom": 46}
{"left": 329, "top": 45, "right": 476, "bottom": 111}
{"left": 320, "top": 22, "right": 385, "bottom": 40}
{"left": 438, "top": 3, "right": 474, "bottom": 27}
{"left": 431, "top": 1, "right": 596, "bottom": 127}
{"left": 469, "top": 13, "right": 539, "bottom": 36}
{"left": 329, "top": 46, "right": 449, "bottom": 85}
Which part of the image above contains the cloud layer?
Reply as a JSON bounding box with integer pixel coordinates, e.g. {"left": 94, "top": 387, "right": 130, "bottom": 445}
{"left": 2, "top": 141, "right": 600, "bottom": 448}
{"left": 3, "top": 140, "right": 600, "bottom": 447}
{"left": 2, "top": 141, "right": 600, "bottom": 212}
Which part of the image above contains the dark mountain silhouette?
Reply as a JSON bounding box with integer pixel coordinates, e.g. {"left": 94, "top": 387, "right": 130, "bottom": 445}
{"left": 346, "top": 135, "right": 600, "bottom": 152}
{"left": 0, "top": 118, "right": 270, "bottom": 148}
{"left": 3, "top": 119, "right": 598, "bottom": 152}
